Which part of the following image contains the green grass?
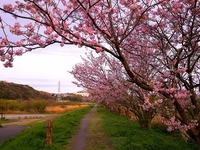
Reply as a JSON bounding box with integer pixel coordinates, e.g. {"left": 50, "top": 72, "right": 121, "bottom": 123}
{"left": 0, "top": 105, "right": 93, "bottom": 150}
{"left": 98, "top": 107, "right": 198, "bottom": 150}
{"left": 0, "top": 105, "right": 198, "bottom": 150}
{"left": 0, "top": 118, "right": 18, "bottom": 124}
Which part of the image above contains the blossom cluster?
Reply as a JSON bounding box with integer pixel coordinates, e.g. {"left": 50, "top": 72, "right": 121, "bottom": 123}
{"left": 164, "top": 117, "right": 199, "bottom": 132}
{"left": 0, "top": 0, "right": 200, "bottom": 141}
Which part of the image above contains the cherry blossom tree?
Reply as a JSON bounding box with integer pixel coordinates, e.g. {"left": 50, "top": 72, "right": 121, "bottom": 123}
{"left": 143, "top": 0, "right": 200, "bottom": 144}
{"left": 70, "top": 51, "right": 161, "bottom": 128}
{"left": 0, "top": 0, "right": 200, "bottom": 147}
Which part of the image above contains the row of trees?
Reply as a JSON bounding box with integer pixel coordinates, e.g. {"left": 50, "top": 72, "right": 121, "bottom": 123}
{"left": 0, "top": 99, "right": 48, "bottom": 119}
{"left": 62, "top": 94, "right": 84, "bottom": 102}
{"left": 0, "top": 0, "right": 199, "bottom": 148}
{"left": 70, "top": 51, "right": 161, "bottom": 129}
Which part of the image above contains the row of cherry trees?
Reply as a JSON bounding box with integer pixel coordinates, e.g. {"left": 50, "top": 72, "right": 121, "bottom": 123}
{"left": 0, "top": 0, "right": 199, "bottom": 148}
{"left": 70, "top": 51, "right": 161, "bottom": 129}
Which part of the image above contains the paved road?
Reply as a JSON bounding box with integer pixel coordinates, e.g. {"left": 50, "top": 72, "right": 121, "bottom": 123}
{"left": 0, "top": 126, "right": 28, "bottom": 144}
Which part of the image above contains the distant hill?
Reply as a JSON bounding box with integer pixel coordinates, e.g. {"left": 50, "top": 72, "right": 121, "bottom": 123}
{"left": 0, "top": 81, "right": 54, "bottom": 100}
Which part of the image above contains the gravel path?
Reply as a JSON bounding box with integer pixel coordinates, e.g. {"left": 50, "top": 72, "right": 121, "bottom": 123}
{"left": 70, "top": 105, "right": 97, "bottom": 150}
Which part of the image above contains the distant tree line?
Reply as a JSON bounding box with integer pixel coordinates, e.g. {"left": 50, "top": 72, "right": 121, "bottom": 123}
{"left": 0, "top": 81, "right": 54, "bottom": 100}
{"left": 0, "top": 99, "right": 48, "bottom": 114}
{"left": 62, "top": 94, "right": 84, "bottom": 102}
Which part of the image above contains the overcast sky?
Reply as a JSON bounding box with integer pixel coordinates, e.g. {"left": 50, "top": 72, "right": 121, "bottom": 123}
{"left": 0, "top": 44, "right": 87, "bottom": 93}
{"left": 0, "top": 0, "right": 89, "bottom": 93}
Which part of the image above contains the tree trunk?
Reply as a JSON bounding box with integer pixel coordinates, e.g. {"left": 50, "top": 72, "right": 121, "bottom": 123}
{"left": 174, "top": 100, "right": 200, "bottom": 148}
{"left": 125, "top": 107, "right": 132, "bottom": 120}
{"left": 194, "top": 136, "right": 200, "bottom": 150}
{"left": 138, "top": 118, "right": 152, "bottom": 129}
{"left": 187, "top": 127, "right": 200, "bottom": 150}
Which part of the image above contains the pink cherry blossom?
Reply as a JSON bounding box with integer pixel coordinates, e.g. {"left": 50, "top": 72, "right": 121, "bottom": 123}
{"left": 0, "top": 0, "right": 200, "bottom": 147}
{"left": 3, "top": 4, "right": 14, "bottom": 12}
{"left": 15, "top": 49, "right": 23, "bottom": 56}
{"left": 0, "top": 49, "right": 5, "bottom": 55}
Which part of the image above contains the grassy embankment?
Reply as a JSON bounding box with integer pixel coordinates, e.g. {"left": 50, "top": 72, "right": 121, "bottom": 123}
{"left": 86, "top": 106, "right": 197, "bottom": 150}
{"left": 0, "top": 105, "right": 198, "bottom": 150}
{"left": 0, "top": 105, "right": 93, "bottom": 150}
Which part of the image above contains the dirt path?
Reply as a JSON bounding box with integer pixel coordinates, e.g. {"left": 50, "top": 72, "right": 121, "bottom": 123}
{"left": 69, "top": 105, "right": 97, "bottom": 150}
{"left": 68, "top": 105, "right": 114, "bottom": 150}
{"left": 85, "top": 107, "right": 114, "bottom": 150}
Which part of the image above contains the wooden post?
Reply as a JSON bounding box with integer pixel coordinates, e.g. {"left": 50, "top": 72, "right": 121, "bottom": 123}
{"left": 46, "top": 119, "right": 52, "bottom": 145}
{"left": 1, "top": 112, "right": 3, "bottom": 120}
{"left": 0, "top": 110, "right": 4, "bottom": 120}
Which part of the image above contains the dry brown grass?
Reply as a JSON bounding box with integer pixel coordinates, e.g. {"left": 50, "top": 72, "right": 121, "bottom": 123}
{"left": 45, "top": 105, "right": 89, "bottom": 113}
{"left": 2, "top": 105, "right": 89, "bottom": 126}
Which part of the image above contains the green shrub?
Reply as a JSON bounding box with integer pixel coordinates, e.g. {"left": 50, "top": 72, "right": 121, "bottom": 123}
{"left": 32, "top": 100, "right": 47, "bottom": 113}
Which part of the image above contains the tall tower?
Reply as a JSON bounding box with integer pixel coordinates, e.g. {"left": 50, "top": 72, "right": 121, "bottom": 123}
{"left": 57, "top": 81, "right": 61, "bottom": 101}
